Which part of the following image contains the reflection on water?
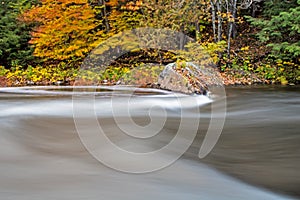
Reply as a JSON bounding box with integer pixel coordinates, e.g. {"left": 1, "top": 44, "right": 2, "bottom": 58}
{"left": 0, "top": 86, "right": 299, "bottom": 200}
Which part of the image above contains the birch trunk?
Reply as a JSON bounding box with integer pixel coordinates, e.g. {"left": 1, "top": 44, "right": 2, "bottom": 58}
{"left": 227, "top": 0, "right": 237, "bottom": 58}
{"left": 216, "top": 0, "right": 222, "bottom": 42}
{"left": 210, "top": 0, "right": 217, "bottom": 42}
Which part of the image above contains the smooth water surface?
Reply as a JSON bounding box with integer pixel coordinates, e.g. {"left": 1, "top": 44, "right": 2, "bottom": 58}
{"left": 0, "top": 86, "right": 299, "bottom": 200}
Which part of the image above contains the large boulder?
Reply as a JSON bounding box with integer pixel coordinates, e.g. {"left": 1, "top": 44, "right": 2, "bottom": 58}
{"left": 158, "top": 62, "right": 222, "bottom": 95}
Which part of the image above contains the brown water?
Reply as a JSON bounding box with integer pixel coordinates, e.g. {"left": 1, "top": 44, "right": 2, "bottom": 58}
{"left": 201, "top": 86, "right": 300, "bottom": 197}
{"left": 0, "top": 86, "right": 299, "bottom": 200}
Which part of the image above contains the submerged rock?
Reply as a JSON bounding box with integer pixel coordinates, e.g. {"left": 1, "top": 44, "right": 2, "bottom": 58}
{"left": 158, "top": 62, "right": 222, "bottom": 95}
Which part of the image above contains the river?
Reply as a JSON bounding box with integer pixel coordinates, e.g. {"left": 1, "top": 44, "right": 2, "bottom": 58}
{"left": 0, "top": 85, "right": 299, "bottom": 200}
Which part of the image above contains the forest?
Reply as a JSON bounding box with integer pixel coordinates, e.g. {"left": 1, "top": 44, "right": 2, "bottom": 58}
{"left": 0, "top": 0, "right": 299, "bottom": 86}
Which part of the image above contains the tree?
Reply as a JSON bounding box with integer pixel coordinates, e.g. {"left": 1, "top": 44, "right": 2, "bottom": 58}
{"left": 210, "top": 0, "right": 239, "bottom": 58}
{"left": 262, "top": 0, "right": 298, "bottom": 18}
{"left": 0, "top": 0, "right": 35, "bottom": 67}
{"left": 20, "top": 0, "right": 104, "bottom": 65}
{"left": 247, "top": 0, "right": 300, "bottom": 62}
{"left": 106, "top": 0, "right": 143, "bottom": 35}
{"left": 226, "top": 0, "right": 237, "bottom": 58}
{"left": 246, "top": 0, "right": 300, "bottom": 83}
{"left": 141, "top": 0, "right": 211, "bottom": 40}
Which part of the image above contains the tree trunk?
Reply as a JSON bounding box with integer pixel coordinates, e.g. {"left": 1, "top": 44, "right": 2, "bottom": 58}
{"left": 227, "top": 0, "right": 237, "bottom": 58}
{"left": 195, "top": 20, "right": 201, "bottom": 41}
{"left": 99, "top": 0, "right": 110, "bottom": 32}
{"left": 217, "top": 0, "right": 222, "bottom": 42}
{"left": 210, "top": 0, "right": 217, "bottom": 42}
{"left": 232, "top": 0, "right": 238, "bottom": 38}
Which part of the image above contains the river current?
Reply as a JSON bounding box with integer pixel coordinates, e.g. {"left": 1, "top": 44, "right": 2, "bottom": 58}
{"left": 0, "top": 86, "right": 299, "bottom": 200}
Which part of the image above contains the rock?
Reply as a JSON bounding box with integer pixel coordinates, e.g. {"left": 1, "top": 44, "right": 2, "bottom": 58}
{"left": 158, "top": 62, "right": 222, "bottom": 95}
{"left": 158, "top": 64, "right": 193, "bottom": 94}
{"left": 26, "top": 80, "right": 35, "bottom": 85}
{"left": 102, "top": 79, "right": 108, "bottom": 85}
{"left": 54, "top": 80, "right": 70, "bottom": 86}
{"left": 55, "top": 80, "right": 64, "bottom": 86}
{"left": 0, "top": 76, "right": 7, "bottom": 87}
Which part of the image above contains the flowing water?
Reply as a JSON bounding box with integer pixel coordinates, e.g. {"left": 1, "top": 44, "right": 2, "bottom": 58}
{"left": 0, "top": 86, "right": 299, "bottom": 200}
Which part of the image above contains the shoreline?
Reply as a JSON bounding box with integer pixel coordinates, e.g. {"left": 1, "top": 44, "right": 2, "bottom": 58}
{"left": 0, "top": 73, "right": 297, "bottom": 88}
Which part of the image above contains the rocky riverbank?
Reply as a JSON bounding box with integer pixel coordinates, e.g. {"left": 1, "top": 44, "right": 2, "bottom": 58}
{"left": 0, "top": 62, "right": 293, "bottom": 90}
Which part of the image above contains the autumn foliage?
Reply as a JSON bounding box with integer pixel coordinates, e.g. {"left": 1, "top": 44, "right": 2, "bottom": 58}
{"left": 0, "top": 0, "right": 298, "bottom": 85}
{"left": 20, "top": 0, "right": 103, "bottom": 62}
